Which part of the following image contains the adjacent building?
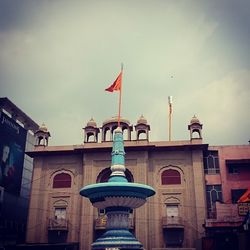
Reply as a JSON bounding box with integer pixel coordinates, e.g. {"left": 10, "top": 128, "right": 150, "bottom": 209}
{"left": 0, "top": 97, "right": 39, "bottom": 248}
{"left": 203, "top": 145, "right": 250, "bottom": 250}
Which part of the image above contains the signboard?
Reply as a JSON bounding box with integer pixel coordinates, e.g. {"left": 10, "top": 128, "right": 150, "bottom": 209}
{"left": 238, "top": 203, "right": 250, "bottom": 216}
{"left": 0, "top": 111, "right": 27, "bottom": 195}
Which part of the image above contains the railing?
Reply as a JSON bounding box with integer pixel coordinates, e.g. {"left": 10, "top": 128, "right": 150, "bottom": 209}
{"left": 48, "top": 218, "right": 68, "bottom": 231}
{"left": 207, "top": 209, "right": 217, "bottom": 219}
{"left": 205, "top": 202, "right": 244, "bottom": 227}
{"left": 162, "top": 216, "right": 184, "bottom": 228}
{"left": 95, "top": 215, "right": 134, "bottom": 229}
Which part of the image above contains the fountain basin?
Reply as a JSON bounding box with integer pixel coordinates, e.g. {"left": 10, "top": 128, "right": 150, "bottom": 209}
{"left": 80, "top": 182, "right": 155, "bottom": 209}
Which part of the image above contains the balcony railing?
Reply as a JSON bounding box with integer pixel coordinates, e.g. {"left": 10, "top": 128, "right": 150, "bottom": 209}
{"left": 48, "top": 218, "right": 68, "bottom": 231}
{"left": 95, "top": 215, "right": 134, "bottom": 230}
{"left": 162, "top": 216, "right": 184, "bottom": 228}
{"left": 207, "top": 209, "right": 217, "bottom": 219}
{"left": 205, "top": 202, "right": 244, "bottom": 227}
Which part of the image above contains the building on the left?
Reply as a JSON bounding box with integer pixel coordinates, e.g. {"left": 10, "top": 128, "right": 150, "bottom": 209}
{"left": 0, "top": 97, "right": 39, "bottom": 248}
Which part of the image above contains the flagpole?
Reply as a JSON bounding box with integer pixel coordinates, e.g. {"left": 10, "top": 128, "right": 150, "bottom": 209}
{"left": 118, "top": 63, "right": 123, "bottom": 128}
{"left": 168, "top": 96, "right": 173, "bottom": 141}
{"left": 169, "top": 107, "right": 171, "bottom": 141}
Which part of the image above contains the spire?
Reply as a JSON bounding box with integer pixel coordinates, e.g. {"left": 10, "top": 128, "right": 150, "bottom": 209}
{"left": 108, "top": 127, "right": 127, "bottom": 182}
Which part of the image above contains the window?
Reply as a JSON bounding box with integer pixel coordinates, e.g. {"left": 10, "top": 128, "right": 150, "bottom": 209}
{"left": 228, "top": 165, "right": 239, "bottom": 174}
{"left": 161, "top": 169, "right": 181, "bottom": 185}
{"left": 138, "top": 130, "right": 147, "bottom": 140}
{"left": 206, "top": 185, "right": 222, "bottom": 218}
{"left": 99, "top": 170, "right": 111, "bottom": 183}
{"left": 203, "top": 150, "right": 220, "bottom": 174}
{"left": 231, "top": 189, "right": 247, "bottom": 203}
{"left": 166, "top": 205, "right": 179, "bottom": 217}
{"left": 97, "top": 168, "right": 134, "bottom": 183}
{"left": 98, "top": 209, "right": 105, "bottom": 216}
{"left": 104, "top": 128, "right": 111, "bottom": 141}
{"left": 86, "top": 132, "right": 95, "bottom": 142}
{"left": 55, "top": 207, "right": 66, "bottom": 220}
{"left": 226, "top": 160, "right": 250, "bottom": 174}
{"left": 122, "top": 128, "right": 129, "bottom": 140}
{"left": 53, "top": 173, "right": 71, "bottom": 188}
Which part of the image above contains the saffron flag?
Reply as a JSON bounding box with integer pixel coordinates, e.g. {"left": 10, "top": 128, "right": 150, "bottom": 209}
{"left": 238, "top": 188, "right": 250, "bottom": 203}
{"left": 105, "top": 71, "right": 122, "bottom": 92}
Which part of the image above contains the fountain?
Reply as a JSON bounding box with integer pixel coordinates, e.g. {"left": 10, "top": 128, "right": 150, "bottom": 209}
{"left": 80, "top": 127, "right": 155, "bottom": 249}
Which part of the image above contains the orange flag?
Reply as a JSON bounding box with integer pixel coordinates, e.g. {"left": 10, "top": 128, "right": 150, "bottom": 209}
{"left": 105, "top": 71, "right": 122, "bottom": 92}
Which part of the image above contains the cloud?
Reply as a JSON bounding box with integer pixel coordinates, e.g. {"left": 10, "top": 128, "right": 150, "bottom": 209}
{"left": 176, "top": 70, "right": 250, "bottom": 144}
{"left": 0, "top": 0, "right": 249, "bottom": 146}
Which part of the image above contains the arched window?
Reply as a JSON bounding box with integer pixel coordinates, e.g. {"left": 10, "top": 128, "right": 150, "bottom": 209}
{"left": 161, "top": 169, "right": 181, "bottom": 185}
{"left": 122, "top": 128, "right": 129, "bottom": 140}
{"left": 137, "top": 130, "right": 147, "bottom": 140}
{"left": 97, "top": 168, "right": 134, "bottom": 183}
{"left": 99, "top": 169, "right": 111, "bottom": 183}
{"left": 53, "top": 173, "right": 72, "bottom": 188}
{"left": 105, "top": 128, "right": 111, "bottom": 141}
{"left": 86, "top": 132, "right": 95, "bottom": 142}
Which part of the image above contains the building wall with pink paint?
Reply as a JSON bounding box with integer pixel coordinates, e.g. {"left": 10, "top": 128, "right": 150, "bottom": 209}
{"left": 203, "top": 144, "right": 250, "bottom": 250}
{"left": 207, "top": 145, "right": 250, "bottom": 206}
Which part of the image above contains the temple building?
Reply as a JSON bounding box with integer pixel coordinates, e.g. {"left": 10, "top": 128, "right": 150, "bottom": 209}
{"left": 23, "top": 115, "right": 208, "bottom": 250}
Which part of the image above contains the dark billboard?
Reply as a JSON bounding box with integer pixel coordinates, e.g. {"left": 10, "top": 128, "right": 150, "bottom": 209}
{"left": 0, "top": 111, "right": 27, "bottom": 195}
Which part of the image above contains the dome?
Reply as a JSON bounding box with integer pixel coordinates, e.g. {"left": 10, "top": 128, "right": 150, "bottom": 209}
{"left": 87, "top": 118, "right": 97, "bottom": 128}
{"left": 137, "top": 115, "right": 147, "bottom": 125}
{"left": 39, "top": 123, "right": 48, "bottom": 132}
{"left": 190, "top": 115, "right": 200, "bottom": 124}
{"left": 102, "top": 116, "right": 130, "bottom": 126}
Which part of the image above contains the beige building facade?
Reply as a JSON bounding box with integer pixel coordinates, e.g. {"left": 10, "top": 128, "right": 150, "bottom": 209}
{"left": 25, "top": 116, "right": 207, "bottom": 250}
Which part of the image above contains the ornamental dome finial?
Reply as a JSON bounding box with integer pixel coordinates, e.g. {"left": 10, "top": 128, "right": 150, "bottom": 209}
{"left": 190, "top": 115, "right": 200, "bottom": 124}
{"left": 39, "top": 123, "right": 48, "bottom": 132}
{"left": 87, "top": 118, "right": 97, "bottom": 128}
{"left": 137, "top": 114, "right": 147, "bottom": 125}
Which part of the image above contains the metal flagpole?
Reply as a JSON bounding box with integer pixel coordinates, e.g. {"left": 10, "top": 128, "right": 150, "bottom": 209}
{"left": 118, "top": 63, "right": 123, "bottom": 128}
{"left": 168, "top": 96, "right": 173, "bottom": 141}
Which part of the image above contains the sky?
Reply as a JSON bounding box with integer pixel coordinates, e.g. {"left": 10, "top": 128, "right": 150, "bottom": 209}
{"left": 0, "top": 0, "right": 249, "bottom": 146}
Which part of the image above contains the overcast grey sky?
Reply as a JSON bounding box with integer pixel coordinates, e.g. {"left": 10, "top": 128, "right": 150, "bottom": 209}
{"left": 0, "top": 0, "right": 249, "bottom": 146}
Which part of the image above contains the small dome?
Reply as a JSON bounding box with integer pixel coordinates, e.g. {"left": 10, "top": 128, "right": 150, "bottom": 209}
{"left": 39, "top": 123, "right": 48, "bottom": 132}
{"left": 102, "top": 116, "right": 130, "bottom": 126}
{"left": 87, "top": 118, "right": 97, "bottom": 128}
{"left": 137, "top": 115, "right": 147, "bottom": 125}
{"left": 190, "top": 115, "right": 200, "bottom": 124}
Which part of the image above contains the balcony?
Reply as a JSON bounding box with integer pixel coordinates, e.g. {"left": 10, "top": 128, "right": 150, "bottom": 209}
{"left": 162, "top": 216, "right": 184, "bottom": 228}
{"left": 205, "top": 202, "right": 244, "bottom": 228}
{"left": 48, "top": 218, "right": 68, "bottom": 231}
{"left": 95, "top": 215, "right": 134, "bottom": 230}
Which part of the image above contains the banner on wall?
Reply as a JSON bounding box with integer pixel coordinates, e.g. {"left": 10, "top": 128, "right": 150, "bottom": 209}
{"left": 0, "top": 111, "right": 27, "bottom": 195}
